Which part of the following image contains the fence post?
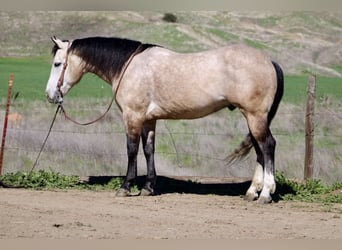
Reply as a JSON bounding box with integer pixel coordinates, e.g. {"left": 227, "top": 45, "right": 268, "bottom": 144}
{"left": 0, "top": 74, "right": 14, "bottom": 175}
{"left": 304, "top": 75, "right": 315, "bottom": 180}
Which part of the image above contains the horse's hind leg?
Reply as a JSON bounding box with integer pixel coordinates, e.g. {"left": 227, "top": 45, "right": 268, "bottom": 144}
{"left": 245, "top": 161, "right": 264, "bottom": 201}
{"left": 258, "top": 129, "right": 276, "bottom": 204}
{"left": 245, "top": 114, "right": 276, "bottom": 204}
{"left": 140, "top": 120, "right": 157, "bottom": 196}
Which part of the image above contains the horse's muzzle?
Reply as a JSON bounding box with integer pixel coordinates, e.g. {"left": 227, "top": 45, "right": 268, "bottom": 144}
{"left": 46, "top": 91, "right": 63, "bottom": 104}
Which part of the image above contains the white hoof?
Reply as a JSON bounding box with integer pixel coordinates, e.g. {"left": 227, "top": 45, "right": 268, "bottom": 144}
{"left": 257, "top": 195, "right": 272, "bottom": 204}
{"left": 244, "top": 192, "right": 258, "bottom": 202}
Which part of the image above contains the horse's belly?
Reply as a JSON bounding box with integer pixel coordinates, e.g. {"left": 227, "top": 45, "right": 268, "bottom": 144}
{"left": 146, "top": 97, "right": 228, "bottom": 120}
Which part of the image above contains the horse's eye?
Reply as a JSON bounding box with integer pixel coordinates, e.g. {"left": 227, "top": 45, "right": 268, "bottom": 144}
{"left": 54, "top": 62, "right": 62, "bottom": 67}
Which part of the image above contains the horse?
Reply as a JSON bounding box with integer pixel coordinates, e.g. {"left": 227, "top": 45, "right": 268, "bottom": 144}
{"left": 45, "top": 36, "right": 284, "bottom": 204}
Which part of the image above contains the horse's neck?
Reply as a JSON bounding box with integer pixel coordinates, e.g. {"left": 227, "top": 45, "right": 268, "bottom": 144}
{"left": 86, "top": 67, "right": 113, "bottom": 85}
{"left": 81, "top": 47, "right": 140, "bottom": 91}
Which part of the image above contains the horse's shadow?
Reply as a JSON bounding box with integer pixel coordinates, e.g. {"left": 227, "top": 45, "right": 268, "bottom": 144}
{"left": 84, "top": 175, "right": 293, "bottom": 202}
{"left": 85, "top": 175, "right": 250, "bottom": 196}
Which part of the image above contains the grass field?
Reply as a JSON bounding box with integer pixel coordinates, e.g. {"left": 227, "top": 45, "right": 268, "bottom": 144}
{"left": 0, "top": 57, "right": 112, "bottom": 102}
{"left": 1, "top": 57, "right": 342, "bottom": 104}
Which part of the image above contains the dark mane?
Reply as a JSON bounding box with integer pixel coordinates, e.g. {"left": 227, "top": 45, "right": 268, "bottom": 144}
{"left": 69, "top": 37, "right": 157, "bottom": 81}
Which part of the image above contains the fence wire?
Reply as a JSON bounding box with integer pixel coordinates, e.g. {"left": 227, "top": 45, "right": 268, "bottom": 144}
{"left": 1, "top": 103, "right": 341, "bottom": 184}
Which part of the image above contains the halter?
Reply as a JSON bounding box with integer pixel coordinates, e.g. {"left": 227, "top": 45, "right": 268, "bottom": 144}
{"left": 56, "top": 41, "right": 71, "bottom": 98}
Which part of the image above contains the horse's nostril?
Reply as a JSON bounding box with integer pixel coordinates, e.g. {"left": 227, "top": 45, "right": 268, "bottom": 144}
{"left": 57, "top": 97, "right": 63, "bottom": 104}
{"left": 55, "top": 92, "right": 63, "bottom": 104}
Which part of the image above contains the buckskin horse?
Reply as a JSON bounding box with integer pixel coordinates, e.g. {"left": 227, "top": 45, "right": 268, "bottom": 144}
{"left": 45, "top": 36, "right": 283, "bottom": 203}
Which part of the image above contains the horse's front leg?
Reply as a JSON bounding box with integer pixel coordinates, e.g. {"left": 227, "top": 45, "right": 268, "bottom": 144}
{"left": 140, "top": 120, "right": 157, "bottom": 196}
{"left": 116, "top": 132, "right": 141, "bottom": 197}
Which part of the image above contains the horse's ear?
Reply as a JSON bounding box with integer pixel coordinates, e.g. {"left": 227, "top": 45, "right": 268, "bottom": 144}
{"left": 51, "top": 36, "right": 58, "bottom": 44}
{"left": 51, "top": 36, "right": 68, "bottom": 49}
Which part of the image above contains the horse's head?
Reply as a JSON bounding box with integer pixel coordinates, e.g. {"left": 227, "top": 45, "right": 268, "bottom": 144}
{"left": 45, "top": 37, "right": 84, "bottom": 104}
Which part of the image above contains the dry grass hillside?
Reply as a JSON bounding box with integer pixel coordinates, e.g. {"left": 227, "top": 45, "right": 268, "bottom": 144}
{"left": 0, "top": 11, "right": 341, "bottom": 76}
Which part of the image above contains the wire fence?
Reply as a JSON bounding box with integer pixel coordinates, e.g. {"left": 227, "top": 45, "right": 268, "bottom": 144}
{"left": 1, "top": 70, "right": 342, "bottom": 184}
{"left": 1, "top": 101, "right": 341, "bottom": 184}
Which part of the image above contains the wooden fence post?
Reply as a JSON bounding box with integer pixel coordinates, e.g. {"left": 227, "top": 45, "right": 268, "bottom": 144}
{"left": 0, "top": 74, "right": 14, "bottom": 175}
{"left": 304, "top": 75, "right": 316, "bottom": 180}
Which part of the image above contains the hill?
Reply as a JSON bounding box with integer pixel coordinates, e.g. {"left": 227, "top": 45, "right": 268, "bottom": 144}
{"left": 0, "top": 11, "right": 341, "bottom": 77}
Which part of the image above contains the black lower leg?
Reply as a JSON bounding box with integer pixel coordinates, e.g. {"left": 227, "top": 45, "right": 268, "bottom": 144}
{"left": 263, "top": 130, "right": 276, "bottom": 176}
{"left": 121, "top": 134, "right": 140, "bottom": 192}
{"left": 250, "top": 133, "right": 264, "bottom": 167}
{"left": 143, "top": 152, "right": 156, "bottom": 194}
{"left": 141, "top": 122, "right": 156, "bottom": 194}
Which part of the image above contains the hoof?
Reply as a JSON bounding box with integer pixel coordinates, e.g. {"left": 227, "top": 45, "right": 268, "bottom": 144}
{"left": 116, "top": 188, "right": 131, "bottom": 197}
{"left": 257, "top": 195, "right": 272, "bottom": 204}
{"left": 139, "top": 188, "right": 154, "bottom": 196}
{"left": 244, "top": 192, "right": 258, "bottom": 202}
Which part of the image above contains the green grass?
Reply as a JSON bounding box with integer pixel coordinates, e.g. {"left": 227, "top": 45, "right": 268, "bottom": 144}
{"left": 0, "top": 170, "right": 138, "bottom": 192}
{"left": 1, "top": 57, "right": 342, "bottom": 105}
{"left": 0, "top": 57, "right": 112, "bottom": 104}
{"left": 1, "top": 170, "right": 341, "bottom": 204}
{"left": 0, "top": 170, "right": 80, "bottom": 189}
{"left": 332, "top": 65, "right": 342, "bottom": 74}
{"left": 284, "top": 75, "right": 342, "bottom": 104}
{"left": 258, "top": 16, "right": 280, "bottom": 28}
{"left": 204, "top": 27, "right": 240, "bottom": 42}
{"left": 243, "top": 38, "right": 269, "bottom": 50}
{"left": 276, "top": 172, "right": 342, "bottom": 204}
{"left": 150, "top": 24, "right": 203, "bottom": 52}
{"left": 0, "top": 57, "right": 51, "bottom": 101}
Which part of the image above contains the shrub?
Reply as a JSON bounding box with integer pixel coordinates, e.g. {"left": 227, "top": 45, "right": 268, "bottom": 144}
{"left": 162, "top": 13, "right": 177, "bottom": 23}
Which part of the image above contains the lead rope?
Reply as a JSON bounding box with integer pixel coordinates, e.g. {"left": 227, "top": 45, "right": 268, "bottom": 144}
{"left": 30, "top": 105, "right": 61, "bottom": 172}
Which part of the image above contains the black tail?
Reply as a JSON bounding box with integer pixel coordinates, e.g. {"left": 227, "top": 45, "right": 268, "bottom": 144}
{"left": 226, "top": 61, "right": 284, "bottom": 165}
{"left": 268, "top": 61, "right": 284, "bottom": 125}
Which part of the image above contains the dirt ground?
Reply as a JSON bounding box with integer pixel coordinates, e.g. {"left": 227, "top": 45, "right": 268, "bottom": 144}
{"left": 1, "top": 178, "right": 341, "bottom": 240}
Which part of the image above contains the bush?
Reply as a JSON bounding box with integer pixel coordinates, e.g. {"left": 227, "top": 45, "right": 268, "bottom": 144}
{"left": 0, "top": 170, "right": 79, "bottom": 189}
{"left": 275, "top": 172, "right": 342, "bottom": 203}
{"left": 0, "top": 170, "right": 126, "bottom": 191}
{"left": 162, "top": 13, "right": 177, "bottom": 23}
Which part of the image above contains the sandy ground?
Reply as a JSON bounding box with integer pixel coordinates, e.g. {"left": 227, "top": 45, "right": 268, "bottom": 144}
{"left": 1, "top": 181, "right": 341, "bottom": 239}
